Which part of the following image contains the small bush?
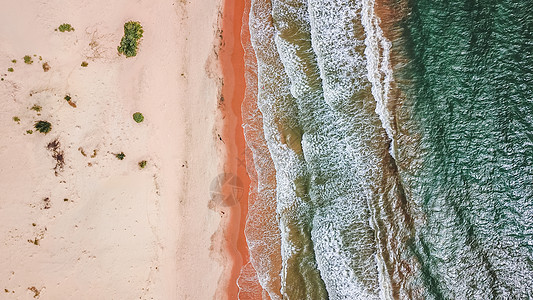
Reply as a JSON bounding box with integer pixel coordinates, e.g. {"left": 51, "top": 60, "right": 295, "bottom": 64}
{"left": 24, "top": 55, "right": 33, "bottom": 64}
{"left": 11, "top": 59, "right": 16, "bottom": 63}
{"left": 42, "top": 62, "right": 50, "bottom": 72}
{"left": 138, "top": 160, "right": 147, "bottom": 169}
{"left": 117, "top": 21, "right": 143, "bottom": 57}
{"left": 31, "top": 104, "right": 42, "bottom": 112}
{"left": 64, "top": 95, "right": 71, "bottom": 101}
{"left": 26, "top": 130, "right": 33, "bottom": 134}
{"left": 58, "top": 23, "right": 74, "bottom": 32}
{"left": 81, "top": 61, "right": 88, "bottom": 67}
{"left": 7, "top": 67, "right": 13, "bottom": 72}
{"left": 13, "top": 116, "right": 20, "bottom": 123}
{"left": 133, "top": 112, "right": 144, "bottom": 123}
{"left": 115, "top": 152, "right": 126, "bottom": 160}
{"left": 34, "top": 120, "right": 52, "bottom": 134}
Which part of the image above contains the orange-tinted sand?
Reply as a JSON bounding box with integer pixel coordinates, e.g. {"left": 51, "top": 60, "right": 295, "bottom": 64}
{"left": 219, "top": 0, "right": 255, "bottom": 298}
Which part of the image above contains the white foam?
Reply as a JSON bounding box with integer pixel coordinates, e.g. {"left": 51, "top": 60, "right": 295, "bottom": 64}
{"left": 360, "top": 0, "right": 397, "bottom": 156}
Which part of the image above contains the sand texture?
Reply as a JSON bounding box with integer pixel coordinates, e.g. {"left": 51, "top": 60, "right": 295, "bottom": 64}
{"left": 0, "top": 0, "right": 233, "bottom": 299}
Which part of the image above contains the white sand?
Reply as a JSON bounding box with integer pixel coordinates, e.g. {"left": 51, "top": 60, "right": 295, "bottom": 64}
{"left": 0, "top": 0, "right": 232, "bottom": 299}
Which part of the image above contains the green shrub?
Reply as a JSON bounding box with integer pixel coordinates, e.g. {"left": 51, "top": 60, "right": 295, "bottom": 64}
{"left": 133, "top": 112, "right": 144, "bottom": 123}
{"left": 34, "top": 120, "right": 52, "bottom": 134}
{"left": 64, "top": 95, "right": 71, "bottom": 101}
{"left": 7, "top": 67, "right": 13, "bottom": 72}
{"left": 138, "top": 160, "right": 147, "bottom": 169}
{"left": 26, "top": 130, "right": 33, "bottom": 134}
{"left": 117, "top": 21, "right": 143, "bottom": 57}
{"left": 13, "top": 116, "right": 20, "bottom": 123}
{"left": 81, "top": 61, "right": 88, "bottom": 67}
{"left": 31, "top": 104, "right": 42, "bottom": 112}
{"left": 115, "top": 152, "right": 126, "bottom": 160}
{"left": 24, "top": 55, "right": 33, "bottom": 64}
{"left": 11, "top": 59, "right": 16, "bottom": 63}
{"left": 58, "top": 23, "right": 74, "bottom": 32}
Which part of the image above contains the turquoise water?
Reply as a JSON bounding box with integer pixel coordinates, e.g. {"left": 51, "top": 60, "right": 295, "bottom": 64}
{"left": 403, "top": 1, "right": 533, "bottom": 298}
{"left": 242, "top": 0, "right": 533, "bottom": 298}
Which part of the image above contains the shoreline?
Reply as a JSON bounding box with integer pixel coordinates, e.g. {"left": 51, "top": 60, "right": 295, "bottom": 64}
{"left": 218, "top": 0, "right": 254, "bottom": 297}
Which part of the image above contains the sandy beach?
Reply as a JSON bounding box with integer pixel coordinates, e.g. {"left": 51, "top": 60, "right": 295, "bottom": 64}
{"left": 0, "top": 0, "right": 239, "bottom": 299}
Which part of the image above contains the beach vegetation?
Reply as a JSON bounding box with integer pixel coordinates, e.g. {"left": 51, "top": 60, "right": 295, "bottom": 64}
{"left": 138, "top": 160, "right": 147, "bottom": 169}
{"left": 133, "top": 112, "right": 144, "bottom": 123}
{"left": 117, "top": 21, "right": 143, "bottom": 57}
{"left": 47, "top": 139, "right": 64, "bottom": 175}
{"left": 34, "top": 120, "right": 52, "bottom": 134}
{"left": 81, "top": 61, "right": 88, "bottom": 67}
{"left": 115, "top": 152, "right": 126, "bottom": 160}
{"left": 58, "top": 23, "right": 74, "bottom": 32}
{"left": 42, "top": 62, "right": 50, "bottom": 72}
{"left": 31, "top": 104, "right": 42, "bottom": 112}
{"left": 64, "top": 95, "right": 71, "bottom": 101}
{"left": 13, "top": 116, "right": 20, "bottom": 123}
{"left": 11, "top": 59, "right": 16, "bottom": 63}
{"left": 7, "top": 67, "right": 13, "bottom": 72}
{"left": 24, "top": 55, "right": 33, "bottom": 64}
{"left": 26, "top": 130, "right": 33, "bottom": 134}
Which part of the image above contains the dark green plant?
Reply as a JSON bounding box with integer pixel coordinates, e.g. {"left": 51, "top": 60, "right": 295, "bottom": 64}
{"left": 7, "top": 67, "right": 13, "bottom": 72}
{"left": 11, "top": 59, "right": 16, "bottom": 63}
{"left": 133, "top": 112, "right": 144, "bottom": 123}
{"left": 138, "top": 160, "right": 147, "bottom": 169}
{"left": 81, "top": 61, "right": 88, "bottom": 67}
{"left": 117, "top": 21, "right": 144, "bottom": 57}
{"left": 58, "top": 23, "right": 74, "bottom": 32}
{"left": 13, "top": 116, "right": 20, "bottom": 123}
{"left": 31, "top": 104, "right": 42, "bottom": 112}
{"left": 115, "top": 152, "right": 126, "bottom": 160}
{"left": 26, "top": 130, "right": 33, "bottom": 134}
{"left": 24, "top": 55, "right": 33, "bottom": 64}
{"left": 34, "top": 121, "right": 52, "bottom": 134}
{"left": 64, "top": 95, "right": 71, "bottom": 101}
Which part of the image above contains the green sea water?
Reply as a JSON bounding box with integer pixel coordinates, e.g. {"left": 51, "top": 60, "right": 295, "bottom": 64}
{"left": 241, "top": 0, "right": 533, "bottom": 298}
{"left": 402, "top": 1, "right": 533, "bottom": 298}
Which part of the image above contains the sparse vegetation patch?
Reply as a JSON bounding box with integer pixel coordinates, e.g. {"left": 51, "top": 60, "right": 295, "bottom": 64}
{"left": 11, "top": 59, "right": 16, "bottom": 63}
{"left": 13, "top": 116, "right": 20, "bottom": 123}
{"left": 34, "top": 121, "right": 51, "bottom": 134}
{"left": 24, "top": 55, "right": 33, "bottom": 64}
{"left": 47, "top": 139, "right": 65, "bottom": 175}
{"left": 133, "top": 112, "right": 144, "bottom": 123}
{"left": 139, "top": 160, "right": 147, "bottom": 169}
{"left": 81, "top": 61, "right": 88, "bottom": 67}
{"left": 31, "top": 104, "right": 42, "bottom": 112}
{"left": 42, "top": 62, "right": 50, "bottom": 72}
{"left": 28, "top": 286, "right": 40, "bottom": 298}
{"left": 115, "top": 152, "right": 126, "bottom": 160}
{"left": 7, "top": 67, "right": 13, "bottom": 72}
{"left": 117, "top": 21, "right": 144, "bottom": 57}
{"left": 58, "top": 23, "right": 74, "bottom": 32}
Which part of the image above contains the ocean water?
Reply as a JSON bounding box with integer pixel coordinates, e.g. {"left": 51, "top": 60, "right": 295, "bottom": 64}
{"left": 239, "top": 0, "right": 533, "bottom": 299}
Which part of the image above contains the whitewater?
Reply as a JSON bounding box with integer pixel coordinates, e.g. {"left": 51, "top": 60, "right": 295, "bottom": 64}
{"left": 238, "top": 0, "right": 533, "bottom": 299}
